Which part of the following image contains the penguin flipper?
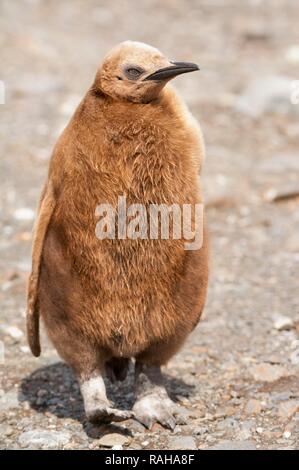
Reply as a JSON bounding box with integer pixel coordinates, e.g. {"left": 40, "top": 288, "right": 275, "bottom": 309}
{"left": 26, "top": 181, "right": 56, "bottom": 357}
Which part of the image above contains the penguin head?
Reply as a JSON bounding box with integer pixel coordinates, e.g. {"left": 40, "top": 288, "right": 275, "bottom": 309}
{"left": 95, "top": 41, "right": 199, "bottom": 103}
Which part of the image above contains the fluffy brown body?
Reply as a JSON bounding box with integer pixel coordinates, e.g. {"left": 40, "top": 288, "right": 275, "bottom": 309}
{"left": 26, "top": 41, "right": 209, "bottom": 426}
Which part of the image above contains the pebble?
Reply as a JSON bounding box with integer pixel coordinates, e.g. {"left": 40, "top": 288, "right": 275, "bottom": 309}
{"left": 290, "top": 350, "right": 299, "bottom": 365}
{"left": 285, "top": 45, "right": 299, "bottom": 64}
{"left": 98, "top": 433, "right": 130, "bottom": 448}
{"left": 0, "top": 325, "right": 24, "bottom": 340}
{"left": 13, "top": 208, "right": 35, "bottom": 221}
{"left": 238, "top": 429, "right": 252, "bottom": 440}
{"left": 283, "top": 431, "right": 291, "bottom": 439}
{"left": 18, "top": 430, "right": 71, "bottom": 449}
{"left": 236, "top": 75, "right": 299, "bottom": 117}
{"left": 129, "top": 443, "right": 142, "bottom": 450}
{"left": 193, "top": 426, "right": 208, "bottom": 435}
{"left": 14, "top": 75, "right": 63, "bottom": 95}
{"left": 217, "top": 417, "right": 239, "bottom": 431}
{"left": 249, "top": 363, "right": 289, "bottom": 383}
{"left": 245, "top": 399, "right": 263, "bottom": 415}
{"left": 168, "top": 435, "right": 197, "bottom": 450}
{"left": 0, "top": 390, "right": 19, "bottom": 411}
{"left": 264, "top": 186, "right": 299, "bottom": 203}
{"left": 207, "top": 440, "right": 256, "bottom": 450}
{"left": 0, "top": 423, "right": 14, "bottom": 437}
{"left": 273, "top": 316, "right": 294, "bottom": 331}
{"left": 259, "top": 153, "right": 299, "bottom": 175}
{"left": 278, "top": 400, "right": 299, "bottom": 420}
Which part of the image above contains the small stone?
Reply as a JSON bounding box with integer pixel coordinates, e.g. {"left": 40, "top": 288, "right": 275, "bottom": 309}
{"left": 217, "top": 417, "right": 239, "bottom": 431}
{"left": 286, "top": 45, "right": 299, "bottom": 64}
{"left": 291, "top": 340, "right": 299, "bottom": 350}
{"left": 0, "top": 325, "right": 23, "bottom": 340}
{"left": 141, "top": 440, "right": 149, "bottom": 447}
{"left": 283, "top": 431, "right": 291, "bottom": 439}
{"left": 98, "top": 433, "right": 130, "bottom": 448}
{"left": 208, "top": 440, "right": 256, "bottom": 450}
{"left": 245, "top": 399, "right": 263, "bottom": 415}
{"left": 173, "top": 426, "right": 182, "bottom": 434}
{"left": 249, "top": 363, "right": 289, "bottom": 382}
{"left": 278, "top": 400, "right": 299, "bottom": 420}
{"left": 273, "top": 316, "right": 294, "bottom": 331}
{"left": 236, "top": 75, "right": 298, "bottom": 118}
{"left": 129, "top": 443, "right": 142, "bottom": 450}
{"left": 9, "top": 327, "right": 23, "bottom": 340}
{"left": 0, "top": 423, "right": 14, "bottom": 436}
{"left": 256, "top": 427, "right": 263, "bottom": 434}
{"left": 168, "top": 435, "right": 197, "bottom": 450}
{"left": 259, "top": 153, "right": 299, "bottom": 174}
{"left": 13, "top": 208, "right": 35, "bottom": 221}
{"left": 270, "top": 392, "right": 292, "bottom": 404}
{"left": 193, "top": 426, "right": 208, "bottom": 435}
{"left": 290, "top": 350, "right": 299, "bottom": 365}
{"left": 112, "top": 445, "right": 123, "bottom": 450}
{"left": 18, "top": 430, "right": 70, "bottom": 449}
{"left": 123, "top": 418, "right": 144, "bottom": 435}
{"left": 264, "top": 186, "right": 299, "bottom": 203}
{"left": 0, "top": 390, "right": 19, "bottom": 411}
{"left": 238, "top": 429, "right": 252, "bottom": 440}
{"left": 14, "top": 75, "right": 63, "bottom": 95}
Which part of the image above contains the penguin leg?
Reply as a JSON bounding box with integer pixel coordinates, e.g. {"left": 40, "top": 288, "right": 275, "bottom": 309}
{"left": 43, "top": 325, "right": 133, "bottom": 424}
{"left": 51, "top": 337, "right": 133, "bottom": 423}
{"left": 79, "top": 370, "right": 133, "bottom": 424}
{"left": 49, "top": 334, "right": 133, "bottom": 424}
{"left": 133, "top": 362, "right": 186, "bottom": 430}
{"left": 105, "top": 357, "right": 130, "bottom": 383}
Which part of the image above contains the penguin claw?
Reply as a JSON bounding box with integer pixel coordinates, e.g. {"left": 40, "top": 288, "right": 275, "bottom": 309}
{"left": 158, "top": 413, "right": 176, "bottom": 431}
{"left": 133, "top": 394, "right": 178, "bottom": 431}
{"left": 87, "top": 406, "right": 134, "bottom": 424}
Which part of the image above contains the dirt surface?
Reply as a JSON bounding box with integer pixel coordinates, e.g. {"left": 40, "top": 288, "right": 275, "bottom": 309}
{"left": 0, "top": 0, "right": 299, "bottom": 450}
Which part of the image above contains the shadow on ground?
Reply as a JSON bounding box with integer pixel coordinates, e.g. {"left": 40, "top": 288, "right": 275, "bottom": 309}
{"left": 19, "top": 361, "right": 195, "bottom": 437}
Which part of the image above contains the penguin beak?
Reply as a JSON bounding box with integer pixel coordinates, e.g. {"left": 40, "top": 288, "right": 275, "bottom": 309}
{"left": 144, "top": 61, "right": 199, "bottom": 81}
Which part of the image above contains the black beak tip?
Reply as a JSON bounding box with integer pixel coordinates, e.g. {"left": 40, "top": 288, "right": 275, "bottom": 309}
{"left": 144, "top": 61, "right": 200, "bottom": 81}
{"left": 172, "top": 61, "right": 200, "bottom": 72}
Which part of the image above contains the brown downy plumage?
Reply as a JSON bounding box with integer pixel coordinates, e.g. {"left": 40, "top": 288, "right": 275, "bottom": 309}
{"left": 26, "top": 41, "right": 209, "bottom": 428}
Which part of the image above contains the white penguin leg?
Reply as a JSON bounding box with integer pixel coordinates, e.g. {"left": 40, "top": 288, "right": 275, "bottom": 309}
{"left": 133, "top": 363, "right": 186, "bottom": 430}
{"left": 80, "top": 372, "right": 133, "bottom": 423}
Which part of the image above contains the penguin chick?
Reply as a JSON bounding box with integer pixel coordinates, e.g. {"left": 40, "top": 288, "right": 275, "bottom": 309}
{"left": 26, "top": 41, "right": 209, "bottom": 429}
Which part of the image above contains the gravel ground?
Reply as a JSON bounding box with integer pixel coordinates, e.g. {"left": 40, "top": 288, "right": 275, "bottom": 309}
{"left": 0, "top": 0, "right": 299, "bottom": 450}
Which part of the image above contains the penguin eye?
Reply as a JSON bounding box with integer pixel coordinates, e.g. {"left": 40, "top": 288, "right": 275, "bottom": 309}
{"left": 124, "top": 66, "right": 144, "bottom": 80}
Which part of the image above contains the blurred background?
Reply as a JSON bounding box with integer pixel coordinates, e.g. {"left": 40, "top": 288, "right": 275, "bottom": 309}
{"left": 0, "top": 0, "right": 298, "bottom": 450}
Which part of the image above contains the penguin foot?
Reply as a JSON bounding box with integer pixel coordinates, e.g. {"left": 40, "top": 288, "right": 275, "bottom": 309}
{"left": 133, "top": 391, "right": 184, "bottom": 430}
{"left": 86, "top": 402, "right": 134, "bottom": 424}
{"left": 133, "top": 362, "right": 186, "bottom": 430}
{"left": 80, "top": 374, "right": 133, "bottom": 424}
